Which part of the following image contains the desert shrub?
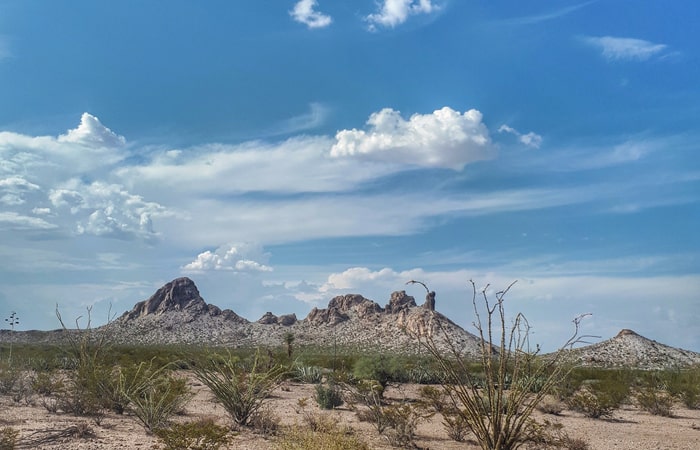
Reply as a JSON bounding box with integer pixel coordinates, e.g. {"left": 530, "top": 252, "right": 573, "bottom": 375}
{"left": 419, "top": 385, "right": 447, "bottom": 413}
{"left": 127, "top": 373, "right": 191, "bottom": 432}
{"left": 536, "top": 399, "right": 565, "bottom": 415}
{"left": 0, "top": 363, "right": 20, "bottom": 395}
{"left": 352, "top": 355, "right": 394, "bottom": 389}
{"left": 566, "top": 386, "right": 620, "bottom": 419}
{"left": 522, "top": 419, "right": 590, "bottom": 450}
{"left": 154, "top": 418, "right": 232, "bottom": 450}
{"left": 31, "top": 370, "right": 63, "bottom": 396}
{"left": 442, "top": 408, "right": 470, "bottom": 442}
{"left": 344, "top": 379, "right": 388, "bottom": 432}
{"left": 293, "top": 365, "right": 323, "bottom": 384}
{"left": 381, "top": 402, "right": 431, "bottom": 448}
{"left": 54, "top": 306, "right": 113, "bottom": 418}
{"left": 276, "top": 421, "right": 370, "bottom": 450}
{"left": 635, "top": 386, "right": 674, "bottom": 417}
{"left": 194, "top": 349, "right": 285, "bottom": 428}
{"left": 665, "top": 368, "right": 700, "bottom": 409}
{"left": 410, "top": 279, "right": 592, "bottom": 450}
{"left": 250, "top": 406, "right": 281, "bottom": 436}
{"left": 0, "top": 427, "right": 18, "bottom": 450}
{"left": 314, "top": 382, "right": 343, "bottom": 409}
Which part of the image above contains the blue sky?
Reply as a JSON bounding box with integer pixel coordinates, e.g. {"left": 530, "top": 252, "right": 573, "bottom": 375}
{"left": 1, "top": 0, "right": 698, "bottom": 352}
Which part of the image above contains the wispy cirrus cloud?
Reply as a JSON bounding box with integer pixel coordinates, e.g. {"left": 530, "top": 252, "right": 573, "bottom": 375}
{"left": 498, "top": 125, "right": 542, "bottom": 149}
{"left": 290, "top": 0, "right": 332, "bottom": 29}
{"left": 365, "top": 0, "right": 440, "bottom": 31}
{"left": 582, "top": 36, "right": 668, "bottom": 61}
{"left": 501, "top": 0, "right": 598, "bottom": 25}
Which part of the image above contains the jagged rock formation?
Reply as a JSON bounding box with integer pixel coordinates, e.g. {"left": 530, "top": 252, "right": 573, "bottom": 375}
{"left": 5, "top": 278, "right": 700, "bottom": 368}
{"left": 568, "top": 328, "right": 700, "bottom": 370}
{"left": 123, "top": 277, "right": 246, "bottom": 322}
{"left": 257, "top": 312, "right": 297, "bottom": 326}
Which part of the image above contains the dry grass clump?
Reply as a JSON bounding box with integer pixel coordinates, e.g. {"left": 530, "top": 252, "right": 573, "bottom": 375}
{"left": 154, "top": 417, "right": 233, "bottom": 450}
{"left": 276, "top": 414, "right": 370, "bottom": 450}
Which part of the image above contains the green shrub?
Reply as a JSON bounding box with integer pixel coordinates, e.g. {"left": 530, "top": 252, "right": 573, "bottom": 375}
{"left": 566, "top": 387, "right": 620, "bottom": 419}
{"left": 442, "top": 408, "right": 470, "bottom": 442}
{"left": 314, "top": 383, "right": 343, "bottom": 409}
{"left": 635, "top": 386, "right": 674, "bottom": 417}
{"left": 194, "top": 350, "right": 285, "bottom": 428}
{"left": 293, "top": 365, "right": 323, "bottom": 384}
{"left": 154, "top": 418, "right": 232, "bottom": 450}
{"left": 127, "top": 373, "right": 191, "bottom": 432}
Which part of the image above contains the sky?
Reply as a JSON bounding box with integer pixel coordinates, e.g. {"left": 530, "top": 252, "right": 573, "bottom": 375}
{"left": 0, "top": 0, "right": 698, "bottom": 352}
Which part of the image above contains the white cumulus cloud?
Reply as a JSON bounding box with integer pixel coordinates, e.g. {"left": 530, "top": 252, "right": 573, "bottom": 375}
{"left": 49, "top": 179, "right": 170, "bottom": 240}
{"left": 331, "top": 107, "right": 496, "bottom": 170}
{"left": 58, "top": 113, "right": 126, "bottom": 148}
{"left": 582, "top": 36, "right": 668, "bottom": 61}
{"left": 498, "top": 125, "right": 543, "bottom": 149}
{"left": 183, "top": 243, "right": 272, "bottom": 273}
{"left": 366, "top": 0, "right": 438, "bottom": 30}
{"left": 290, "top": 0, "right": 332, "bottom": 29}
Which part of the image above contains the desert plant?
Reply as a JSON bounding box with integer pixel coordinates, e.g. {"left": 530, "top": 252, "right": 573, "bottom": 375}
{"left": 4, "top": 311, "right": 19, "bottom": 365}
{"left": 0, "top": 427, "right": 18, "bottom": 450}
{"left": 284, "top": 332, "right": 295, "bottom": 359}
{"left": 635, "top": 385, "right": 674, "bottom": 417}
{"left": 154, "top": 418, "right": 232, "bottom": 450}
{"left": 276, "top": 419, "right": 370, "bottom": 450}
{"left": 194, "top": 349, "right": 286, "bottom": 428}
{"left": 566, "top": 386, "right": 619, "bottom": 419}
{"left": 442, "top": 408, "right": 471, "bottom": 442}
{"left": 381, "top": 401, "right": 430, "bottom": 448}
{"left": 0, "top": 363, "right": 20, "bottom": 395}
{"left": 249, "top": 405, "right": 281, "bottom": 436}
{"left": 408, "top": 280, "right": 591, "bottom": 450}
{"left": 314, "top": 382, "right": 343, "bottom": 409}
{"left": 344, "top": 379, "right": 389, "bottom": 432}
{"left": 127, "top": 372, "right": 191, "bottom": 432}
{"left": 293, "top": 364, "right": 323, "bottom": 384}
{"left": 54, "top": 305, "right": 113, "bottom": 417}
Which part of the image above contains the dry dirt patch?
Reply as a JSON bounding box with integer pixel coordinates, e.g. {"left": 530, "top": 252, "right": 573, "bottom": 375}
{"left": 1, "top": 375, "right": 699, "bottom": 449}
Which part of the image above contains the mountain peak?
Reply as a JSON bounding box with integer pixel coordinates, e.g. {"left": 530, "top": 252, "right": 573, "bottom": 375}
{"left": 122, "top": 277, "right": 210, "bottom": 320}
{"left": 616, "top": 329, "right": 640, "bottom": 337}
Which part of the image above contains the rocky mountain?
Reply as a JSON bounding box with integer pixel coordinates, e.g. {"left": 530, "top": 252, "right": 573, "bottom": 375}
{"left": 100, "top": 277, "right": 484, "bottom": 356}
{"left": 568, "top": 329, "right": 700, "bottom": 370}
{"left": 4, "top": 278, "right": 700, "bottom": 369}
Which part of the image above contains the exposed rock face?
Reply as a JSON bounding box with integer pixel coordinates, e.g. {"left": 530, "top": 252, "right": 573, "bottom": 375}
{"left": 124, "top": 277, "right": 204, "bottom": 319}
{"left": 423, "top": 291, "right": 436, "bottom": 311}
{"left": 305, "top": 294, "right": 383, "bottom": 325}
{"left": 258, "top": 312, "right": 297, "bottom": 326}
{"left": 121, "top": 277, "right": 247, "bottom": 324}
{"left": 384, "top": 291, "right": 416, "bottom": 314}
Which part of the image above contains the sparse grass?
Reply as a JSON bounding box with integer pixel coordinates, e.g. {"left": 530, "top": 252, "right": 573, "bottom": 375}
{"left": 154, "top": 418, "right": 233, "bottom": 450}
{"left": 276, "top": 418, "right": 370, "bottom": 450}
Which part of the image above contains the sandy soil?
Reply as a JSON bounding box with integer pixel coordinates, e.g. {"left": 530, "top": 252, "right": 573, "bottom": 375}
{"left": 1, "top": 374, "right": 699, "bottom": 449}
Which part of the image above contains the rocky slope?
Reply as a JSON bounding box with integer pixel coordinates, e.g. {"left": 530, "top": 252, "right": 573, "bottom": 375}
{"left": 100, "top": 277, "right": 484, "bottom": 356}
{"left": 568, "top": 329, "right": 700, "bottom": 370}
{"left": 4, "top": 278, "right": 700, "bottom": 368}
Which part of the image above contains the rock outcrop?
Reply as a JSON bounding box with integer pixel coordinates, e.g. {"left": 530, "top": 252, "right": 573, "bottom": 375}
{"left": 121, "top": 277, "right": 247, "bottom": 323}
{"left": 257, "top": 312, "right": 297, "bottom": 326}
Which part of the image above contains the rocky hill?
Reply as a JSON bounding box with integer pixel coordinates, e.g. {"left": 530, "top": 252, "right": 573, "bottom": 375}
{"left": 568, "top": 329, "right": 700, "bottom": 370}
{"left": 3, "top": 278, "right": 700, "bottom": 368}
{"left": 101, "top": 277, "right": 484, "bottom": 356}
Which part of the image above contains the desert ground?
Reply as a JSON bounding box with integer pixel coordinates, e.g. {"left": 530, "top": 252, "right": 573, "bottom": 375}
{"left": 1, "top": 373, "right": 699, "bottom": 450}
